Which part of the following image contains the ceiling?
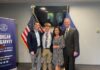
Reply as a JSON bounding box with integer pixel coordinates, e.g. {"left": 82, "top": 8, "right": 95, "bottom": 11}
{"left": 0, "top": 0, "right": 100, "bottom": 3}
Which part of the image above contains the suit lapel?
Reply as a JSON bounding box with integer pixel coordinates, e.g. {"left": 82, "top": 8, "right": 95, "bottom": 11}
{"left": 32, "top": 30, "right": 36, "bottom": 39}
{"left": 66, "top": 28, "right": 73, "bottom": 38}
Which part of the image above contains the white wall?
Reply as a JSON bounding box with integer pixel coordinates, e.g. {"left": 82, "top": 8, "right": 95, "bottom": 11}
{"left": 70, "top": 4, "right": 100, "bottom": 65}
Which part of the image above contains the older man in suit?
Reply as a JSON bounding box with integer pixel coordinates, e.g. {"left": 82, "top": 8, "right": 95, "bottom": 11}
{"left": 63, "top": 18, "right": 80, "bottom": 70}
{"left": 27, "top": 22, "right": 42, "bottom": 70}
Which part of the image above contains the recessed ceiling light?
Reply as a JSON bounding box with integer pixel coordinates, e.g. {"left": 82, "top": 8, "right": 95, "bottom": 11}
{"left": 40, "top": 7, "right": 46, "bottom": 11}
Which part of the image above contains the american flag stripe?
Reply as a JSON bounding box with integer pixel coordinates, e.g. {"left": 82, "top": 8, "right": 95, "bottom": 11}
{"left": 26, "top": 26, "right": 30, "bottom": 32}
{"left": 21, "top": 26, "right": 30, "bottom": 47}
{"left": 24, "top": 27, "right": 29, "bottom": 36}
{"left": 24, "top": 29, "right": 28, "bottom": 36}
{"left": 21, "top": 33, "right": 27, "bottom": 42}
{"left": 21, "top": 34, "right": 28, "bottom": 47}
{"left": 23, "top": 31, "right": 27, "bottom": 39}
{"left": 21, "top": 14, "right": 37, "bottom": 48}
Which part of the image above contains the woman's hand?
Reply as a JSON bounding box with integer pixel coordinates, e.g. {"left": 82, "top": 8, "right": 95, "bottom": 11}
{"left": 53, "top": 45, "right": 59, "bottom": 48}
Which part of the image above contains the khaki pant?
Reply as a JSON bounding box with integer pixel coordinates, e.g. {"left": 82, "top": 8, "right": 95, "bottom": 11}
{"left": 31, "top": 48, "right": 41, "bottom": 70}
{"left": 42, "top": 49, "right": 52, "bottom": 70}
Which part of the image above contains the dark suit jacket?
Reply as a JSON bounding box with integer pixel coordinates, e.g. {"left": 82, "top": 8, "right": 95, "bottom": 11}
{"left": 27, "top": 30, "right": 42, "bottom": 54}
{"left": 63, "top": 28, "right": 80, "bottom": 56}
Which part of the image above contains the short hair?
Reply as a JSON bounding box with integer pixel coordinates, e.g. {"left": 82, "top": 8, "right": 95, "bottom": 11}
{"left": 34, "top": 21, "right": 39, "bottom": 25}
{"left": 44, "top": 22, "right": 51, "bottom": 27}
{"left": 64, "top": 18, "right": 71, "bottom": 23}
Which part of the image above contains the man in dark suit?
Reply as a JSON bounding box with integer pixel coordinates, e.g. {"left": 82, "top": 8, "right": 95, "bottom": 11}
{"left": 27, "top": 22, "right": 42, "bottom": 70}
{"left": 63, "top": 18, "right": 80, "bottom": 70}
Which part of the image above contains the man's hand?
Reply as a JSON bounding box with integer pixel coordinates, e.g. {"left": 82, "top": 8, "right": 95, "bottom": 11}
{"left": 31, "top": 51, "right": 34, "bottom": 56}
{"left": 74, "top": 51, "right": 78, "bottom": 57}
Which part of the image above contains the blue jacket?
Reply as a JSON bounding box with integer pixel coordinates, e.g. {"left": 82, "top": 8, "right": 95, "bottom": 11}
{"left": 27, "top": 30, "right": 42, "bottom": 53}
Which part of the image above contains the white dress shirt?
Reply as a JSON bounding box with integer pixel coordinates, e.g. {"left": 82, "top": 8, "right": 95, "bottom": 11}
{"left": 42, "top": 31, "right": 52, "bottom": 48}
{"left": 34, "top": 29, "right": 40, "bottom": 47}
{"left": 64, "top": 26, "right": 70, "bottom": 38}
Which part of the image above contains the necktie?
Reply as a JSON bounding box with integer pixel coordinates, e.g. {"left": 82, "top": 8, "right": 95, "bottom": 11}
{"left": 45, "top": 32, "right": 48, "bottom": 48}
{"left": 64, "top": 29, "right": 69, "bottom": 38}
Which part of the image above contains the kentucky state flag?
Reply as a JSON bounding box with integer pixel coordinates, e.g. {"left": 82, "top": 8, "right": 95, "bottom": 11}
{"left": 61, "top": 13, "right": 76, "bottom": 31}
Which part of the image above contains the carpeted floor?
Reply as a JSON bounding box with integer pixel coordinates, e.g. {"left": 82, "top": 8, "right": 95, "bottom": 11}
{"left": 17, "top": 63, "right": 100, "bottom": 70}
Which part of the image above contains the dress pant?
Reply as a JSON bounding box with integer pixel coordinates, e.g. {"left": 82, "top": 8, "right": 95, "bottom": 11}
{"left": 64, "top": 55, "right": 75, "bottom": 70}
{"left": 42, "top": 49, "right": 52, "bottom": 70}
{"left": 30, "top": 48, "right": 41, "bottom": 70}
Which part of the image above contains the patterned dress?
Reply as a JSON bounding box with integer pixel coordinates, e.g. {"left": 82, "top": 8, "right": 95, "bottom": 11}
{"left": 52, "top": 35, "right": 65, "bottom": 66}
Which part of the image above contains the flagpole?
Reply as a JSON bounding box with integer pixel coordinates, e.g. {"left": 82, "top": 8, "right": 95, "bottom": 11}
{"left": 67, "top": 5, "right": 70, "bottom": 13}
{"left": 31, "top": 5, "right": 39, "bottom": 22}
{"left": 66, "top": 0, "right": 70, "bottom": 13}
{"left": 31, "top": 5, "right": 44, "bottom": 32}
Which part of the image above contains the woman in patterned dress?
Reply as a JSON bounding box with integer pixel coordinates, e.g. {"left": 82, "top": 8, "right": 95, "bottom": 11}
{"left": 52, "top": 26, "right": 65, "bottom": 70}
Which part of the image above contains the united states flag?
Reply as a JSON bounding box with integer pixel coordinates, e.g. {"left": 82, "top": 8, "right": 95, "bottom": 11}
{"left": 21, "top": 14, "right": 37, "bottom": 48}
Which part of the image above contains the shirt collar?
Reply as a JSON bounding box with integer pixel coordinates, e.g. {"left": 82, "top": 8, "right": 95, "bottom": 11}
{"left": 45, "top": 30, "right": 51, "bottom": 34}
{"left": 66, "top": 26, "right": 70, "bottom": 31}
{"left": 34, "top": 29, "right": 38, "bottom": 32}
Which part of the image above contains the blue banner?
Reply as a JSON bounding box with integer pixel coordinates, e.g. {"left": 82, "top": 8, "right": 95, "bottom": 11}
{"left": 0, "top": 17, "right": 16, "bottom": 70}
